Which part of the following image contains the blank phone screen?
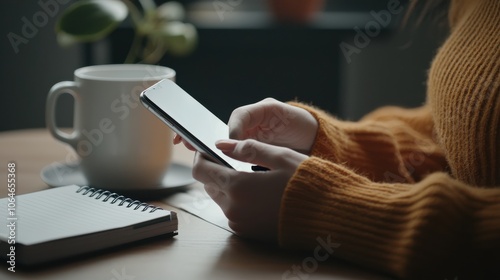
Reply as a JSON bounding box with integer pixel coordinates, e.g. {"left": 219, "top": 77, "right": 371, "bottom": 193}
{"left": 141, "top": 79, "right": 254, "bottom": 172}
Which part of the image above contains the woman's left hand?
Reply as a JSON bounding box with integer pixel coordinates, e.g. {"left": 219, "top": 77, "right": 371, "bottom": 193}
{"left": 192, "top": 139, "right": 308, "bottom": 241}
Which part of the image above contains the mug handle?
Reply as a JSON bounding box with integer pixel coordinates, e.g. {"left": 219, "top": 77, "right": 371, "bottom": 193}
{"left": 46, "top": 81, "right": 80, "bottom": 148}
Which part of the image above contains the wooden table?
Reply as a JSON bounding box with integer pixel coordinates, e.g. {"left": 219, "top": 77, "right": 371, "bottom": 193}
{"left": 0, "top": 129, "right": 387, "bottom": 280}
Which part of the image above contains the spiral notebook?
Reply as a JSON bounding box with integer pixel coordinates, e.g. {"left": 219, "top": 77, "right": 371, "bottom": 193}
{"left": 0, "top": 185, "right": 177, "bottom": 266}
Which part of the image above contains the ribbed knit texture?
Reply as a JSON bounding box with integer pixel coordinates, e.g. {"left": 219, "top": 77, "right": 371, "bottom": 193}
{"left": 278, "top": 0, "right": 500, "bottom": 278}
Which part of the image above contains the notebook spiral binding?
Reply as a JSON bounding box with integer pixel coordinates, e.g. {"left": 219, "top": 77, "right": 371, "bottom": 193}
{"left": 76, "top": 186, "right": 162, "bottom": 213}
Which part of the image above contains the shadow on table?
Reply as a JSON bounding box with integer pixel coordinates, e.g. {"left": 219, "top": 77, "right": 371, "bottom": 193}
{"left": 3, "top": 233, "right": 177, "bottom": 274}
{"left": 207, "top": 234, "right": 393, "bottom": 280}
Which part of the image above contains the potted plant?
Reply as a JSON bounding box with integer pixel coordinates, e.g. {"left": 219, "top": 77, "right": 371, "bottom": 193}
{"left": 56, "top": 0, "right": 197, "bottom": 63}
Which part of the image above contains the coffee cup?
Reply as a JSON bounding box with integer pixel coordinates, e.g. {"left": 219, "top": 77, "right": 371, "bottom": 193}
{"left": 46, "top": 64, "right": 175, "bottom": 190}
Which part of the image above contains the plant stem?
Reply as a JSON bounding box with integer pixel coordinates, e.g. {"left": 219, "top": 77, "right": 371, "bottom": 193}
{"left": 138, "top": 0, "right": 157, "bottom": 21}
{"left": 124, "top": 32, "right": 143, "bottom": 63}
{"left": 121, "top": 0, "right": 146, "bottom": 63}
{"left": 121, "top": 0, "right": 143, "bottom": 28}
{"left": 141, "top": 37, "right": 166, "bottom": 64}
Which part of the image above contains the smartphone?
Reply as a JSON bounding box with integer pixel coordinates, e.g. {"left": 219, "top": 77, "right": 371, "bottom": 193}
{"left": 140, "top": 79, "right": 254, "bottom": 172}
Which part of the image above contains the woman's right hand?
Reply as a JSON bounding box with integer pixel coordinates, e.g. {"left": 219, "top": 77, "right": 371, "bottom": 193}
{"left": 174, "top": 98, "right": 318, "bottom": 155}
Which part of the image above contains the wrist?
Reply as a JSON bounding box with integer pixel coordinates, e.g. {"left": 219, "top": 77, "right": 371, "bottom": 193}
{"left": 299, "top": 108, "right": 319, "bottom": 154}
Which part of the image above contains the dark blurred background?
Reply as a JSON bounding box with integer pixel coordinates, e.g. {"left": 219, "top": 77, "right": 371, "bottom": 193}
{"left": 0, "top": 0, "right": 448, "bottom": 132}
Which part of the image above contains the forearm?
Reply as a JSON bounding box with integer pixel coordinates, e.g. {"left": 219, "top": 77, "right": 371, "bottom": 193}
{"left": 279, "top": 157, "right": 500, "bottom": 279}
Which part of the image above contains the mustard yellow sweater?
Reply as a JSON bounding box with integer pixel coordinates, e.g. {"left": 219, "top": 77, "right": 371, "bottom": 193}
{"left": 280, "top": 0, "right": 500, "bottom": 278}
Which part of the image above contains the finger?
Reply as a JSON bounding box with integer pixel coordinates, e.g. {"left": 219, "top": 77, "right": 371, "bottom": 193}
{"left": 192, "top": 152, "right": 235, "bottom": 192}
{"left": 204, "top": 182, "right": 227, "bottom": 207}
{"left": 216, "top": 139, "right": 287, "bottom": 170}
{"left": 228, "top": 98, "right": 278, "bottom": 139}
{"left": 228, "top": 104, "right": 263, "bottom": 140}
{"left": 181, "top": 139, "right": 196, "bottom": 151}
{"left": 173, "top": 133, "right": 196, "bottom": 151}
{"left": 173, "top": 133, "right": 182, "bottom": 144}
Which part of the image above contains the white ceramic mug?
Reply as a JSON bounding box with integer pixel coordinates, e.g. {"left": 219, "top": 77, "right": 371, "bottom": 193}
{"left": 46, "top": 64, "right": 175, "bottom": 190}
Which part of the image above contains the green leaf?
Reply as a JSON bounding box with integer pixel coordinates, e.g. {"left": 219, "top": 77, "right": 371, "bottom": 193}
{"left": 157, "top": 22, "right": 197, "bottom": 56}
{"left": 56, "top": 0, "right": 128, "bottom": 45}
{"left": 156, "top": 1, "right": 185, "bottom": 22}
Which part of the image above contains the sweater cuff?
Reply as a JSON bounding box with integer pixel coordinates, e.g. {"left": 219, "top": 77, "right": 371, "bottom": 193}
{"left": 287, "top": 102, "right": 348, "bottom": 162}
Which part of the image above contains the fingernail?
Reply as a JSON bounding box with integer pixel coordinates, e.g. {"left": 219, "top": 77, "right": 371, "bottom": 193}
{"left": 215, "top": 139, "right": 238, "bottom": 152}
{"left": 173, "top": 134, "right": 180, "bottom": 144}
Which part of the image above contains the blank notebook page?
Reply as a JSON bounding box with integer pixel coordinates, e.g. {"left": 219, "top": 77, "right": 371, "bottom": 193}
{"left": 0, "top": 185, "right": 170, "bottom": 245}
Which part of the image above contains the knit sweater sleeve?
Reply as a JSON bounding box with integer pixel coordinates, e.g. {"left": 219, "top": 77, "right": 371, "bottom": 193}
{"left": 288, "top": 102, "right": 448, "bottom": 183}
{"left": 279, "top": 0, "right": 500, "bottom": 278}
{"left": 279, "top": 102, "right": 500, "bottom": 277}
{"left": 279, "top": 159, "right": 500, "bottom": 278}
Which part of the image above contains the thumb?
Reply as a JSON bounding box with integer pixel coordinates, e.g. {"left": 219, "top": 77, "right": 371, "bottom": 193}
{"left": 216, "top": 139, "right": 283, "bottom": 170}
{"left": 227, "top": 102, "right": 267, "bottom": 140}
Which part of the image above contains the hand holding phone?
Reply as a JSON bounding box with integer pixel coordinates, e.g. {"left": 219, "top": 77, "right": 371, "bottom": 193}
{"left": 140, "top": 79, "right": 255, "bottom": 172}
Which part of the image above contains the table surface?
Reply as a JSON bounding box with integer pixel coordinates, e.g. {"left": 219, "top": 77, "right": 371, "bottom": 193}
{"left": 0, "top": 129, "right": 388, "bottom": 280}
